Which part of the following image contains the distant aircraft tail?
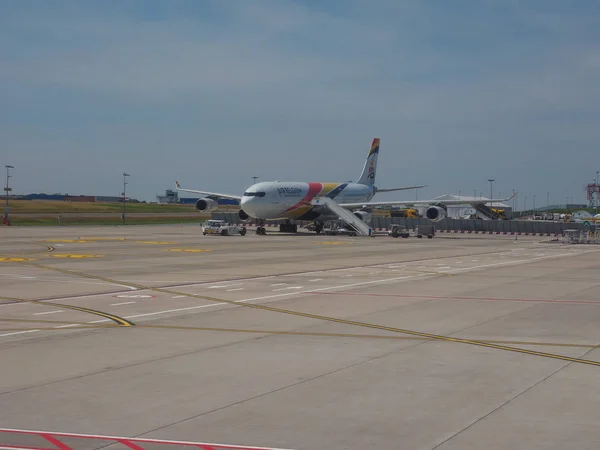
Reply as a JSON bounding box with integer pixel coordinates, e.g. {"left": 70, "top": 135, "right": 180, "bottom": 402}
{"left": 357, "top": 138, "right": 380, "bottom": 186}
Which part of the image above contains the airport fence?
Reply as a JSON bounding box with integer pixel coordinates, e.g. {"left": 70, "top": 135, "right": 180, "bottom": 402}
{"left": 370, "top": 216, "right": 585, "bottom": 235}
{"left": 213, "top": 211, "right": 585, "bottom": 236}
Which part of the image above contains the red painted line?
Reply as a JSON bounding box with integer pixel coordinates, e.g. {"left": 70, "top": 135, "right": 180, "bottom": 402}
{"left": 42, "top": 435, "right": 71, "bottom": 450}
{"left": 308, "top": 291, "right": 600, "bottom": 305}
{"left": 118, "top": 440, "right": 146, "bottom": 450}
{"left": 0, "top": 429, "right": 292, "bottom": 450}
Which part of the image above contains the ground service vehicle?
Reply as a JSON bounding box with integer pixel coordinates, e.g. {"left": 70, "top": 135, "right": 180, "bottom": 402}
{"left": 491, "top": 208, "right": 507, "bottom": 219}
{"left": 417, "top": 224, "right": 435, "bottom": 239}
{"left": 390, "top": 208, "right": 420, "bottom": 218}
{"left": 389, "top": 224, "right": 410, "bottom": 238}
{"left": 202, "top": 220, "right": 247, "bottom": 236}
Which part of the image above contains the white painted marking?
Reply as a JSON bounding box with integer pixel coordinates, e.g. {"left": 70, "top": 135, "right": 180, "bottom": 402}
{"left": 471, "top": 260, "right": 478, "bottom": 262}
{"left": 270, "top": 283, "right": 286, "bottom": 286}
{"left": 33, "top": 310, "right": 62, "bottom": 316}
{"left": 171, "top": 295, "right": 186, "bottom": 299}
{"left": 273, "top": 286, "right": 304, "bottom": 291}
{"left": 0, "top": 330, "right": 39, "bottom": 337}
{"left": 0, "top": 274, "right": 136, "bottom": 290}
{"left": 126, "top": 303, "right": 227, "bottom": 319}
{"left": 340, "top": 274, "right": 353, "bottom": 278}
{"left": 445, "top": 254, "right": 577, "bottom": 275}
{"left": 114, "top": 250, "right": 600, "bottom": 324}
{"left": 125, "top": 275, "right": 424, "bottom": 321}
{"left": 226, "top": 288, "right": 244, "bottom": 292}
{"left": 3, "top": 247, "right": 599, "bottom": 340}
{"left": 3, "top": 247, "right": 598, "bottom": 322}
{"left": 123, "top": 276, "right": 277, "bottom": 284}
{"left": 207, "top": 284, "right": 242, "bottom": 289}
{"left": 308, "top": 279, "right": 322, "bottom": 282}
{"left": 115, "top": 294, "right": 153, "bottom": 299}
{"left": 110, "top": 301, "right": 136, "bottom": 306}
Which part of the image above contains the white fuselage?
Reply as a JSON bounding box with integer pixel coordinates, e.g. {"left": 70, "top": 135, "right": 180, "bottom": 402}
{"left": 240, "top": 181, "right": 375, "bottom": 220}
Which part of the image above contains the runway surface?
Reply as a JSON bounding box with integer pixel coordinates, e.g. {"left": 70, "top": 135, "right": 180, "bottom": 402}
{"left": 1, "top": 224, "right": 600, "bottom": 449}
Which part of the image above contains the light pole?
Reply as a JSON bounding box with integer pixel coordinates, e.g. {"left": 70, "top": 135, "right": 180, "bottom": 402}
{"left": 4, "top": 165, "right": 14, "bottom": 222}
{"left": 596, "top": 171, "right": 599, "bottom": 212}
{"left": 488, "top": 178, "right": 495, "bottom": 209}
{"left": 122, "top": 172, "right": 130, "bottom": 224}
{"left": 252, "top": 176, "right": 258, "bottom": 185}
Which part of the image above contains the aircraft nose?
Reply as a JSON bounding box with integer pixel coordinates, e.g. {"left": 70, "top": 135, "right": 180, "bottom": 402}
{"left": 240, "top": 196, "right": 257, "bottom": 215}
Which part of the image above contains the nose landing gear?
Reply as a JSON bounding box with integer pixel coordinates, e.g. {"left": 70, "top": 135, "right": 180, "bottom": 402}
{"left": 256, "top": 219, "right": 267, "bottom": 235}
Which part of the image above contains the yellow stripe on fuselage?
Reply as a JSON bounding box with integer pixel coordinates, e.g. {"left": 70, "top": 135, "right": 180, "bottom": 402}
{"left": 284, "top": 205, "right": 314, "bottom": 218}
{"left": 320, "top": 183, "right": 340, "bottom": 195}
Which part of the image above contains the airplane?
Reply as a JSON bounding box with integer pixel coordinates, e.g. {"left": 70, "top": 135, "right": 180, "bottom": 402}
{"left": 175, "top": 138, "right": 517, "bottom": 234}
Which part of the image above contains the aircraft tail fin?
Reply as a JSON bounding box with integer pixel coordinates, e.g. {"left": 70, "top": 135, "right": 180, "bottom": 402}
{"left": 357, "top": 138, "right": 380, "bottom": 186}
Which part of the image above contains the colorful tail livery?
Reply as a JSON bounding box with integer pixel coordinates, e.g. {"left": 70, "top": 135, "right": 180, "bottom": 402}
{"left": 357, "top": 138, "right": 380, "bottom": 186}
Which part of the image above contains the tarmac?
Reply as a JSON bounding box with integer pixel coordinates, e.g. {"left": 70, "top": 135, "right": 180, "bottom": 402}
{"left": 1, "top": 224, "right": 600, "bottom": 450}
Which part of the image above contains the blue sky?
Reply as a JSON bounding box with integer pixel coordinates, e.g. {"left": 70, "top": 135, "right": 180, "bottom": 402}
{"left": 1, "top": 0, "right": 599, "bottom": 207}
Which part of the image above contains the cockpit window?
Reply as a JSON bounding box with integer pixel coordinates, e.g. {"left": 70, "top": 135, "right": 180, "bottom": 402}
{"left": 243, "top": 191, "right": 266, "bottom": 197}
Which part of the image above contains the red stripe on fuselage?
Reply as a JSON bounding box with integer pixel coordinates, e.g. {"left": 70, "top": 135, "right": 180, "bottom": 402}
{"left": 283, "top": 182, "right": 323, "bottom": 213}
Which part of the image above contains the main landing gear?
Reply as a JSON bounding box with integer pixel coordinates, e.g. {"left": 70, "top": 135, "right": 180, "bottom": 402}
{"left": 279, "top": 220, "right": 298, "bottom": 233}
{"left": 314, "top": 221, "right": 324, "bottom": 234}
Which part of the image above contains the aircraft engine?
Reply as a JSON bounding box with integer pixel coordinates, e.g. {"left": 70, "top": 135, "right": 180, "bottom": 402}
{"left": 424, "top": 206, "right": 446, "bottom": 222}
{"left": 237, "top": 209, "right": 250, "bottom": 222}
{"left": 353, "top": 210, "right": 372, "bottom": 224}
{"left": 195, "top": 198, "right": 219, "bottom": 213}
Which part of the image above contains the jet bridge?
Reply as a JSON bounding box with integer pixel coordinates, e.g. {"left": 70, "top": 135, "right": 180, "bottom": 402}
{"left": 310, "top": 197, "right": 371, "bottom": 236}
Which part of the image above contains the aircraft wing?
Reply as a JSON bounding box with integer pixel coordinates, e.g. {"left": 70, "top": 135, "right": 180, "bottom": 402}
{"left": 174, "top": 181, "right": 242, "bottom": 201}
{"left": 339, "top": 191, "right": 518, "bottom": 209}
{"left": 376, "top": 185, "right": 427, "bottom": 193}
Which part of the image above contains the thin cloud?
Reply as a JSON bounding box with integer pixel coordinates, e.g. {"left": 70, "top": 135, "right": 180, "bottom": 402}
{"left": 0, "top": 1, "right": 599, "bottom": 203}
